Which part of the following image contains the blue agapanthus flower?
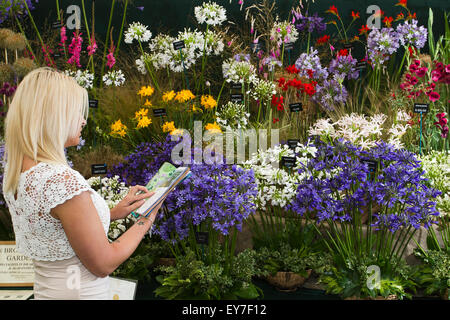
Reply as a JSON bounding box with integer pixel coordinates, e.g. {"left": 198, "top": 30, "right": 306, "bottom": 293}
{"left": 0, "top": 0, "right": 38, "bottom": 25}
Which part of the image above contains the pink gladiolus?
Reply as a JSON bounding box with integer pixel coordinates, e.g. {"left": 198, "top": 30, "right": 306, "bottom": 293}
{"left": 106, "top": 47, "right": 116, "bottom": 69}
{"left": 67, "top": 32, "right": 83, "bottom": 68}
{"left": 87, "top": 36, "right": 98, "bottom": 56}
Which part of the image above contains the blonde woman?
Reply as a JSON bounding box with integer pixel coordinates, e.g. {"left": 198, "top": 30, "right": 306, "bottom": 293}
{"left": 2, "top": 67, "right": 163, "bottom": 300}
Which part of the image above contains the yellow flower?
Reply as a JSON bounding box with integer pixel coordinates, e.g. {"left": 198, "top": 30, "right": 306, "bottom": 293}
{"left": 174, "top": 90, "right": 195, "bottom": 103}
{"left": 170, "top": 128, "right": 184, "bottom": 136}
{"left": 191, "top": 104, "right": 203, "bottom": 113}
{"left": 162, "top": 121, "right": 176, "bottom": 133}
{"left": 144, "top": 99, "right": 152, "bottom": 107}
{"left": 205, "top": 121, "right": 222, "bottom": 134}
{"left": 110, "top": 119, "right": 127, "bottom": 137}
{"left": 200, "top": 95, "right": 217, "bottom": 109}
{"left": 138, "top": 86, "right": 154, "bottom": 98}
{"left": 137, "top": 116, "right": 152, "bottom": 129}
{"left": 134, "top": 108, "right": 149, "bottom": 120}
{"left": 162, "top": 90, "right": 176, "bottom": 102}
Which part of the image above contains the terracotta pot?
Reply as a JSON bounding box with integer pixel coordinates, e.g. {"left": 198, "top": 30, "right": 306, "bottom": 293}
{"left": 265, "top": 270, "right": 312, "bottom": 292}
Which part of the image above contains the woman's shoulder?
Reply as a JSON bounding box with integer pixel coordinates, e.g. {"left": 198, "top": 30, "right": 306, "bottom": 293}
{"left": 25, "top": 162, "right": 87, "bottom": 186}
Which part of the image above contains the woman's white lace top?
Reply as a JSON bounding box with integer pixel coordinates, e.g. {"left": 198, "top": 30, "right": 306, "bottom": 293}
{"left": 3, "top": 162, "right": 110, "bottom": 261}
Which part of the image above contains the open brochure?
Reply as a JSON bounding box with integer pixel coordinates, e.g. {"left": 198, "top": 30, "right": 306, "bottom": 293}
{"left": 134, "top": 162, "right": 191, "bottom": 217}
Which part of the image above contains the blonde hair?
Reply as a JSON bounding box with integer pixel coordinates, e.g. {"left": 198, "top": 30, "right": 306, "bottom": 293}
{"left": 3, "top": 67, "right": 89, "bottom": 194}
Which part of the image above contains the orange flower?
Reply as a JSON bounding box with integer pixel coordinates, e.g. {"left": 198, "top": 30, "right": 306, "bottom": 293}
{"left": 395, "top": 12, "right": 405, "bottom": 21}
{"left": 326, "top": 5, "right": 339, "bottom": 18}
{"left": 351, "top": 11, "right": 360, "bottom": 20}
{"left": 396, "top": 0, "right": 407, "bottom": 8}
{"left": 383, "top": 16, "right": 393, "bottom": 27}
{"left": 407, "top": 12, "right": 417, "bottom": 20}
{"left": 359, "top": 25, "right": 370, "bottom": 35}
{"left": 316, "top": 35, "right": 330, "bottom": 46}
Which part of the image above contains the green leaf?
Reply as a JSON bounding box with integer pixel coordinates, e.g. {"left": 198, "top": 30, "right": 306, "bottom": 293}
{"left": 234, "top": 283, "right": 261, "bottom": 300}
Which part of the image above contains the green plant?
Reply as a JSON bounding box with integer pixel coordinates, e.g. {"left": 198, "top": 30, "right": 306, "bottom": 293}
{"left": 154, "top": 248, "right": 262, "bottom": 300}
{"left": 413, "top": 249, "right": 450, "bottom": 299}
{"left": 319, "top": 254, "right": 417, "bottom": 299}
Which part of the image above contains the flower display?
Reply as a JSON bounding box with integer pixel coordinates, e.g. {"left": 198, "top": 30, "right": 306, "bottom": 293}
{"left": 103, "top": 70, "right": 125, "bottom": 87}
{"left": 311, "top": 79, "right": 348, "bottom": 111}
{"left": 396, "top": 19, "right": 427, "bottom": 49}
{"left": 215, "top": 102, "right": 250, "bottom": 130}
{"left": 124, "top": 22, "right": 152, "bottom": 44}
{"left": 367, "top": 27, "right": 401, "bottom": 67}
{"left": 222, "top": 57, "right": 258, "bottom": 85}
{"left": 194, "top": 1, "right": 227, "bottom": 26}
{"left": 64, "top": 70, "right": 94, "bottom": 89}
{"left": 174, "top": 90, "right": 195, "bottom": 103}
{"left": 328, "top": 54, "right": 359, "bottom": 82}
{"left": 270, "top": 20, "right": 299, "bottom": 47}
{"left": 294, "top": 48, "right": 329, "bottom": 81}
{"left": 293, "top": 11, "right": 326, "bottom": 34}
{"left": 0, "top": 0, "right": 37, "bottom": 24}
{"left": 110, "top": 119, "right": 127, "bottom": 137}
{"left": 250, "top": 78, "right": 277, "bottom": 103}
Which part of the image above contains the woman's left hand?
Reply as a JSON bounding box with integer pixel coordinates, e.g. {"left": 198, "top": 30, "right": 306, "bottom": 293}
{"left": 111, "top": 185, "right": 155, "bottom": 220}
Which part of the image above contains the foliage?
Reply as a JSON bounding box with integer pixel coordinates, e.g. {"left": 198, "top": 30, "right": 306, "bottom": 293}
{"left": 154, "top": 248, "right": 262, "bottom": 300}
{"left": 413, "top": 249, "right": 450, "bottom": 298}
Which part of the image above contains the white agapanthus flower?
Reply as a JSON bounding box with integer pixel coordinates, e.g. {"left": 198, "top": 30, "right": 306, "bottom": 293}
{"left": 242, "top": 142, "right": 318, "bottom": 210}
{"left": 216, "top": 101, "right": 250, "bottom": 130}
{"left": 124, "top": 22, "right": 152, "bottom": 44}
{"left": 102, "top": 69, "right": 126, "bottom": 87}
{"left": 419, "top": 151, "right": 450, "bottom": 217}
{"left": 222, "top": 58, "right": 258, "bottom": 85}
{"left": 194, "top": 1, "right": 227, "bottom": 26}
{"left": 270, "top": 20, "right": 299, "bottom": 47}
{"left": 250, "top": 78, "right": 277, "bottom": 102}
{"left": 65, "top": 69, "right": 94, "bottom": 89}
{"left": 87, "top": 175, "right": 136, "bottom": 240}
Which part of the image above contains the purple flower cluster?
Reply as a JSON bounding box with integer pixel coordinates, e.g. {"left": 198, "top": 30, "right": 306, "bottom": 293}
{"left": 0, "top": 0, "right": 38, "bottom": 24}
{"left": 367, "top": 27, "right": 401, "bottom": 67}
{"left": 154, "top": 161, "right": 258, "bottom": 243}
{"left": 108, "top": 134, "right": 181, "bottom": 186}
{"left": 311, "top": 78, "right": 348, "bottom": 110}
{"left": 293, "top": 11, "right": 326, "bottom": 34}
{"left": 294, "top": 48, "right": 329, "bottom": 81}
{"left": 328, "top": 54, "right": 359, "bottom": 82}
{"left": 396, "top": 19, "right": 427, "bottom": 49}
{"left": 290, "top": 139, "right": 440, "bottom": 233}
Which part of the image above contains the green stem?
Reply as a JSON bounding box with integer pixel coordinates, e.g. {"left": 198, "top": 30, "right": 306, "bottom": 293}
{"left": 14, "top": 16, "right": 37, "bottom": 64}
{"left": 100, "top": 0, "right": 116, "bottom": 88}
{"left": 22, "top": 0, "right": 50, "bottom": 65}
{"left": 115, "top": 0, "right": 129, "bottom": 59}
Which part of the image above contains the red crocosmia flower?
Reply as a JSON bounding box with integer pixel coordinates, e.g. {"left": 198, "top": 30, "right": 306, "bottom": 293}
{"left": 396, "top": 0, "right": 408, "bottom": 8}
{"left": 285, "top": 65, "right": 300, "bottom": 74}
{"left": 428, "top": 91, "right": 440, "bottom": 102}
{"left": 408, "top": 46, "right": 418, "bottom": 57}
{"left": 316, "top": 35, "right": 330, "bottom": 46}
{"left": 273, "top": 118, "right": 279, "bottom": 124}
{"left": 307, "top": 69, "right": 315, "bottom": 79}
{"left": 359, "top": 25, "right": 370, "bottom": 35}
{"left": 407, "top": 12, "right": 417, "bottom": 20}
{"left": 383, "top": 16, "right": 394, "bottom": 27}
{"left": 326, "top": 5, "right": 339, "bottom": 17}
{"left": 351, "top": 11, "right": 360, "bottom": 19}
{"left": 396, "top": 12, "right": 405, "bottom": 21}
{"left": 277, "top": 77, "right": 286, "bottom": 88}
{"left": 337, "top": 49, "right": 348, "bottom": 57}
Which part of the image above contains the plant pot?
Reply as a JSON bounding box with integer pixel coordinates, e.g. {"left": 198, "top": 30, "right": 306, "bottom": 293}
{"left": 265, "top": 270, "right": 312, "bottom": 293}
{"left": 442, "top": 288, "right": 449, "bottom": 301}
{"left": 344, "top": 295, "right": 398, "bottom": 300}
{"left": 156, "top": 257, "right": 176, "bottom": 267}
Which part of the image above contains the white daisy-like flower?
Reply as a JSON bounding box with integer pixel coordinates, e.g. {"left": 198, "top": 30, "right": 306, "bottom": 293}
{"left": 194, "top": 1, "right": 227, "bottom": 26}
{"left": 102, "top": 69, "right": 126, "bottom": 87}
{"left": 124, "top": 22, "right": 152, "bottom": 44}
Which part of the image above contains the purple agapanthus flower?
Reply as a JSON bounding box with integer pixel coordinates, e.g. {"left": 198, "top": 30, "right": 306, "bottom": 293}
{"left": 294, "top": 48, "right": 329, "bottom": 81}
{"left": 293, "top": 11, "right": 326, "bottom": 34}
{"left": 312, "top": 78, "right": 348, "bottom": 110}
{"left": 0, "top": 0, "right": 38, "bottom": 24}
{"left": 367, "top": 27, "right": 401, "bottom": 67}
{"left": 290, "top": 139, "right": 440, "bottom": 233}
{"left": 328, "top": 54, "right": 359, "bottom": 82}
{"left": 396, "top": 19, "right": 427, "bottom": 49}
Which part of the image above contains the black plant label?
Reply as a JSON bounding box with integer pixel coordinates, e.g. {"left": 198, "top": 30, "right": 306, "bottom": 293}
{"left": 414, "top": 103, "right": 429, "bottom": 114}
{"left": 195, "top": 232, "right": 209, "bottom": 245}
{"left": 91, "top": 164, "right": 107, "bottom": 175}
